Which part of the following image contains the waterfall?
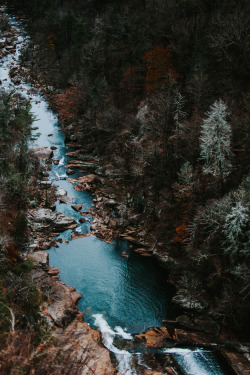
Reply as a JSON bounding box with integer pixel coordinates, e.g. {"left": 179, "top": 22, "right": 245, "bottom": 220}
{"left": 93, "top": 314, "right": 136, "bottom": 375}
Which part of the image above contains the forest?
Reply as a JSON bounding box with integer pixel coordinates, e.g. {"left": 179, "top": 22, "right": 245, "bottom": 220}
{"left": 4, "top": 0, "right": 250, "bottom": 333}
{"left": 0, "top": 0, "right": 250, "bottom": 371}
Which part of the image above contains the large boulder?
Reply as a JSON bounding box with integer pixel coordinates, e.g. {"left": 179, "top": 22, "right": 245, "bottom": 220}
{"left": 29, "top": 208, "right": 76, "bottom": 232}
{"left": 71, "top": 204, "right": 83, "bottom": 212}
{"left": 53, "top": 314, "right": 117, "bottom": 374}
{"left": 32, "top": 147, "right": 53, "bottom": 159}
{"left": 29, "top": 251, "right": 49, "bottom": 268}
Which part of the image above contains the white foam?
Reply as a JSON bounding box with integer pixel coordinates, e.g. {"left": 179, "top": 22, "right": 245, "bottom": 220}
{"left": 114, "top": 326, "right": 133, "bottom": 340}
{"left": 93, "top": 314, "right": 136, "bottom": 375}
{"left": 163, "top": 348, "right": 223, "bottom": 375}
{"left": 55, "top": 171, "right": 67, "bottom": 180}
{"left": 59, "top": 156, "right": 64, "bottom": 166}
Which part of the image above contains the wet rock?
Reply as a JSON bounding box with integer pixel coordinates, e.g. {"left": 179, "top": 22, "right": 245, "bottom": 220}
{"left": 59, "top": 196, "right": 74, "bottom": 204}
{"left": 71, "top": 174, "right": 99, "bottom": 185}
{"left": 66, "top": 169, "right": 75, "bottom": 175}
{"left": 32, "top": 146, "right": 53, "bottom": 159}
{"left": 135, "top": 326, "right": 221, "bottom": 349}
{"left": 74, "top": 183, "right": 85, "bottom": 192}
{"left": 66, "top": 150, "right": 81, "bottom": 157}
{"left": 71, "top": 232, "right": 91, "bottom": 240}
{"left": 134, "top": 248, "right": 152, "bottom": 257}
{"left": 136, "top": 327, "right": 173, "bottom": 347}
{"left": 56, "top": 188, "right": 67, "bottom": 197}
{"left": 53, "top": 159, "right": 59, "bottom": 165}
{"left": 79, "top": 217, "right": 86, "bottom": 223}
{"left": 47, "top": 266, "right": 60, "bottom": 276}
{"left": 65, "top": 161, "right": 99, "bottom": 171}
{"left": 72, "top": 204, "right": 83, "bottom": 212}
{"left": 29, "top": 208, "right": 76, "bottom": 232}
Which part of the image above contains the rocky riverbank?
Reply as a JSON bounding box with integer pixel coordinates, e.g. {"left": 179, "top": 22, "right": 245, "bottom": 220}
{"left": 1, "top": 9, "right": 249, "bottom": 374}
{"left": 27, "top": 95, "right": 250, "bottom": 375}
{"left": 22, "top": 152, "right": 117, "bottom": 374}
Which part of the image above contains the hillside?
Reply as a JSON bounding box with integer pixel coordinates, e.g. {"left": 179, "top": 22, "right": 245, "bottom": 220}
{"left": 7, "top": 0, "right": 249, "bottom": 335}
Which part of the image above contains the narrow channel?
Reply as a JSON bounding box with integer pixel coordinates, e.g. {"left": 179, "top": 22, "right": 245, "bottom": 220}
{"left": 0, "top": 13, "right": 229, "bottom": 375}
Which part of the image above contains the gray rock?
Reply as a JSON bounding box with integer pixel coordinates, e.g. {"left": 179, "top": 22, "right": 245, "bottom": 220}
{"left": 56, "top": 188, "right": 67, "bottom": 197}
{"left": 32, "top": 147, "right": 53, "bottom": 159}
{"left": 59, "top": 196, "right": 74, "bottom": 204}
{"left": 71, "top": 204, "right": 83, "bottom": 212}
{"left": 29, "top": 208, "right": 76, "bottom": 232}
{"left": 29, "top": 251, "right": 49, "bottom": 268}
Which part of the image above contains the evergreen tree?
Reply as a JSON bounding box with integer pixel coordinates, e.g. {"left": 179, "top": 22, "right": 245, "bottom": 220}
{"left": 223, "top": 202, "right": 249, "bottom": 259}
{"left": 200, "top": 99, "right": 232, "bottom": 185}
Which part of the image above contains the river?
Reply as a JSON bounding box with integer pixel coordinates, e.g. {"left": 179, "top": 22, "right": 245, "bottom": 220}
{"left": 0, "top": 12, "right": 230, "bottom": 375}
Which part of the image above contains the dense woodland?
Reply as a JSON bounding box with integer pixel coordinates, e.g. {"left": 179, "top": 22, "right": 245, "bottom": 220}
{"left": 2, "top": 0, "right": 250, "bottom": 340}
{"left": 0, "top": 59, "right": 44, "bottom": 373}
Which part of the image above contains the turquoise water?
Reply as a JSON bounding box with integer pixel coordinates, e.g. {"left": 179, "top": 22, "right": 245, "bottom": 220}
{"left": 0, "top": 13, "right": 228, "bottom": 374}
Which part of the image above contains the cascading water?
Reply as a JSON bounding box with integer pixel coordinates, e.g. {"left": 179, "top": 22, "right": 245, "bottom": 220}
{"left": 163, "top": 348, "right": 225, "bottom": 375}
{"left": 93, "top": 314, "right": 136, "bottom": 375}
{"left": 0, "top": 11, "right": 230, "bottom": 375}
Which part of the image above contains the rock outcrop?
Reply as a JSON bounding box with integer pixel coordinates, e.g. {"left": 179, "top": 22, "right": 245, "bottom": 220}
{"left": 29, "top": 208, "right": 77, "bottom": 232}
{"left": 29, "top": 246, "right": 117, "bottom": 374}
{"left": 32, "top": 146, "right": 53, "bottom": 159}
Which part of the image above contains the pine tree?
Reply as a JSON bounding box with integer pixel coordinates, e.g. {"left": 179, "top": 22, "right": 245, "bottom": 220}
{"left": 200, "top": 99, "right": 232, "bottom": 185}
{"left": 223, "top": 202, "right": 249, "bottom": 259}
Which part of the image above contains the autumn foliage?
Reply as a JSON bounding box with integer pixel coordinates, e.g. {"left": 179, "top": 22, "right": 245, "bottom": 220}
{"left": 48, "top": 33, "right": 56, "bottom": 50}
{"left": 5, "top": 244, "right": 19, "bottom": 264}
{"left": 54, "top": 87, "right": 82, "bottom": 125}
{"left": 173, "top": 224, "right": 188, "bottom": 243}
{"left": 142, "top": 45, "right": 178, "bottom": 92}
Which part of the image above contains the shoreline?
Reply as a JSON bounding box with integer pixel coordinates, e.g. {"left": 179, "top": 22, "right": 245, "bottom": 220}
{"left": 1, "top": 8, "right": 249, "bottom": 375}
